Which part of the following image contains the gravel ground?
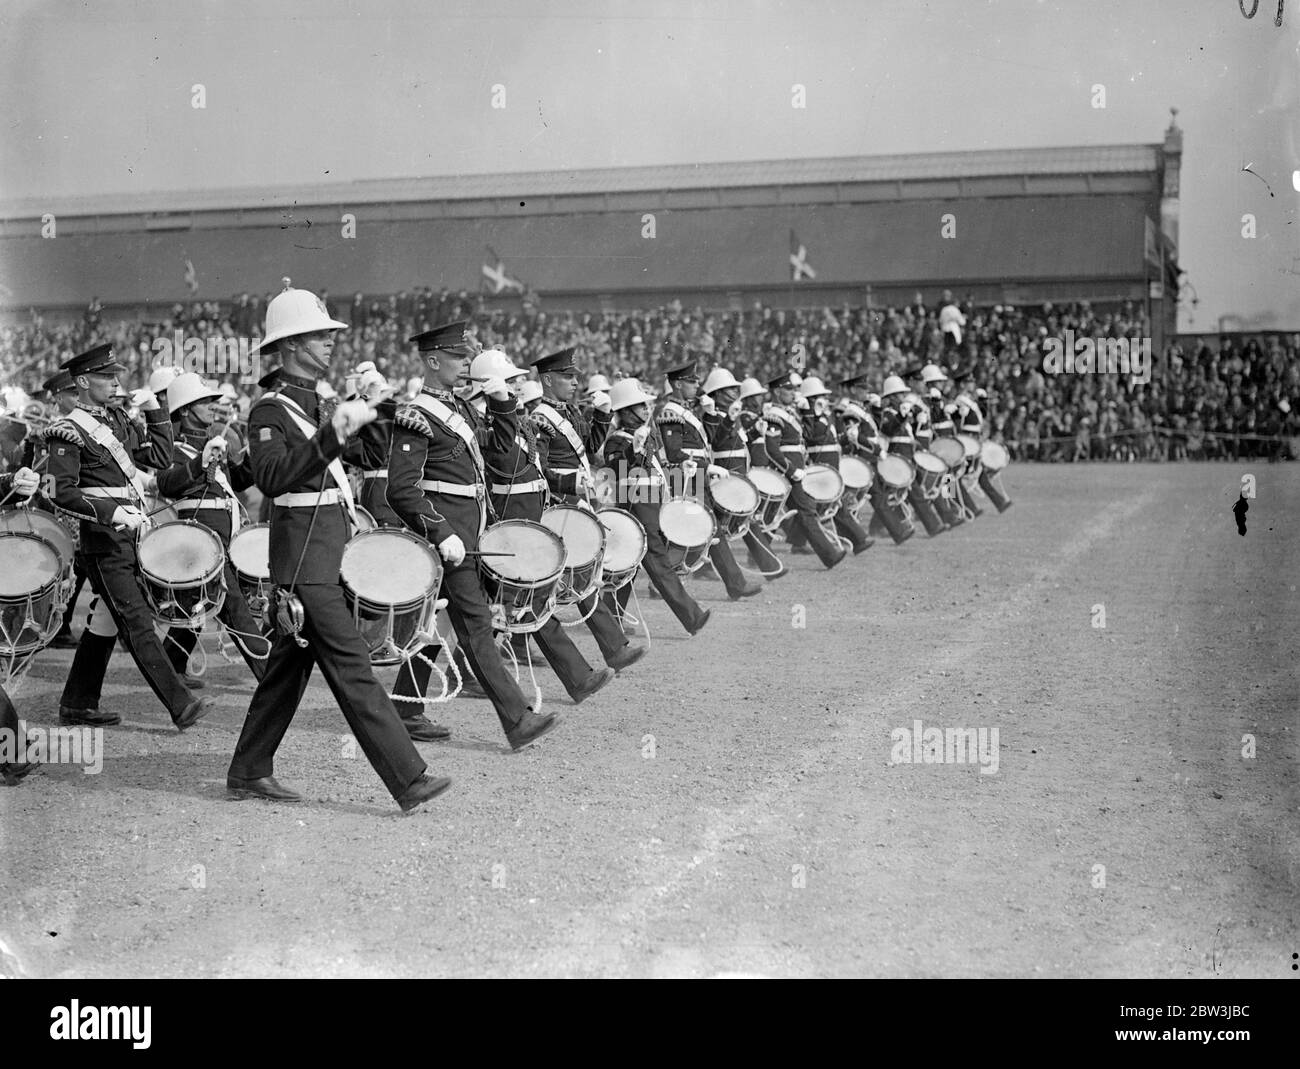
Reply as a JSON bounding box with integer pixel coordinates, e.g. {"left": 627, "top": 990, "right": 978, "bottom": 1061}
{"left": 1, "top": 462, "right": 1296, "bottom": 978}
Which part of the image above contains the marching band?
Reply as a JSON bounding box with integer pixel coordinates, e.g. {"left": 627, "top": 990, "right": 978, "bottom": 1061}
{"left": 0, "top": 281, "right": 1015, "bottom": 813}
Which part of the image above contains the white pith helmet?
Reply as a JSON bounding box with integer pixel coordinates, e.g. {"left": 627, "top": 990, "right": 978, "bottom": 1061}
{"left": 254, "top": 278, "right": 348, "bottom": 353}
{"left": 702, "top": 367, "right": 741, "bottom": 395}
{"left": 609, "top": 378, "right": 657, "bottom": 412}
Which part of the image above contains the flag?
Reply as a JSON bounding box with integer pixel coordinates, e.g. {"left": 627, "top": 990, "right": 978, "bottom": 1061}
{"left": 183, "top": 258, "right": 199, "bottom": 295}
{"left": 481, "top": 246, "right": 525, "bottom": 295}
{"left": 789, "top": 231, "right": 816, "bottom": 282}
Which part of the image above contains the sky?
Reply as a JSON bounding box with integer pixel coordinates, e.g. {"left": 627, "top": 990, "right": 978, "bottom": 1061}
{"left": 0, "top": 0, "right": 1296, "bottom": 330}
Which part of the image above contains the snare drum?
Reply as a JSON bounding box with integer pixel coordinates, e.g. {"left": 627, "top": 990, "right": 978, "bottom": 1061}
{"left": 0, "top": 532, "right": 64, "bottom": 657}
{"left": 658, "top": 498, "right": 716, "bottom": 576}
{"left": 340, "top": 528, "right": 442, "bottom": 665}
{"left": 928, "top": 437, "right": 965, "bottom": 471}
{"left": 597, "top": 508, "right": 647, "bottom": 592}
{"left": 136, "top": 520, "right": 227, "bottom": 627}
{"left": 980, "top": 440, "right": 1010, "bottom": 472}
{"left": 707, "top": 474, "right": 759, "bottom": 540}
{"left": 228, "top": 523, "right": 271, "bottom": 624}
{"left": 540, "top": 504, "right": 606, "bottom": 605}
{"left": 912, "top": 451, "right": 947, "bottom": 499}
{"left": 801, "top": 464, "right": 845, "bottom": 522}
{"left": 478, "top": 520, "right": 566, "bottom": 634}
{"left": 957, "top": 434, "right": 982, "bottom": 478}
{"left": 839, "top": 455, "right": 874, "bottom": 505}
{"left": 0, "top": 508, "right": 75, "bottom": 596}
{"left": 748, "top": 467, "right": 791, "bottom": 533}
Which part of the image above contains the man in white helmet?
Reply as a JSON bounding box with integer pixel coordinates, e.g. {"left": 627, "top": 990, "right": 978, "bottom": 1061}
{"left": 878, "top": 374, "right": 947, "bottom": 537}
{"left": 340, "top": 359, "right": 401, "bottom": 527}
{"left": 156, "top": 372, "right": 271, "bottom": 684}
{"left": 786, "top": 375, "right": 872, "bottom": 555}
{"left": 226, "top": 282, "right": 450, "bottom": 812}
{"left": 386, "top": 322, "right": 561, "bottom": 752}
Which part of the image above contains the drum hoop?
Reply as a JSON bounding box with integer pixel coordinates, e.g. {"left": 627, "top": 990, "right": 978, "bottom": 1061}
{"left": 541, "top": 505, "right": 607, "bottom": 568}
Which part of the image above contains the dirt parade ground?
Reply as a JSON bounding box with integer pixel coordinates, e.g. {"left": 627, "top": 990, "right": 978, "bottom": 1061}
{"left": 0, "top": 462, "right": 1296, "bottom": 979}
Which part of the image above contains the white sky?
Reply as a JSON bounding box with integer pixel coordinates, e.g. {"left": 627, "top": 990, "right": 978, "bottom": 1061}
{"left": 1, "top": 0, "right": 1296, "bottom": 329}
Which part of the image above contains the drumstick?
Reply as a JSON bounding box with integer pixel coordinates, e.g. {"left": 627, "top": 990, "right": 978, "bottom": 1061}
{"left": 462, "top": 550, "right": 517, "bottom": 558}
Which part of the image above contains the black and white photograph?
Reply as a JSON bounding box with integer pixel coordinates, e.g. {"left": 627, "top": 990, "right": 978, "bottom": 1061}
{"left": 0, "top": 0, "right": 1296, "bottom": 1001}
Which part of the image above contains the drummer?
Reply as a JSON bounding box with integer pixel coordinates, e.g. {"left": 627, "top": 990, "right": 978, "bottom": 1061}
{"left": 599, "top": 379, "right": 711, "bottom": 636}
{"left": 761, "top": 369, "right": 846, "bottom": 569}
{"left": 879, "top": 375, "right": 947, "bottom": 537}
{"left": 386, "top": 322, "right": 561, "bottom": 751}
{"left": 44, "top": 344, "right": 212, "bottom": 731}
{"left": 342, "top": 360, "right": 403, "bottom": 527}
{"left": 699, "top": 367, "right": 785, "bottom": 580}
{"left": 155, "top": 372, "right": 271, "bottom": 683}
{"left": 656, "top": 359, "right": 761, "bottom": 599}
{"left": 790, "top": 375, "right": 872, "bottom": 556}
{"left": 466, "top": 348, "right": 618, "bottom": 701}
{"left": 1, "top": 465, "right": 43, "bottom": 786}
{"left": 529, "top": 347, "right": 646, "bottom": 662}
{"left": 840, "top": 400, "right": 914, "bottom": 545}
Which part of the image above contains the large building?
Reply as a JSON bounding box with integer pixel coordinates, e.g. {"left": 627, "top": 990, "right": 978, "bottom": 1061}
{"left": 0, "top": 116, "right": 1183, "bottom": 348}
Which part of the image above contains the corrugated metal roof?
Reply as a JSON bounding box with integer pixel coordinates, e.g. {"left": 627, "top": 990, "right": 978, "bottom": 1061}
{"left": 0, "top": 143, "right": 1159, "bottom": 220}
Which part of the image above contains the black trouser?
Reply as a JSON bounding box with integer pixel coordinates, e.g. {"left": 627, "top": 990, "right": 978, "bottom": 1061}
{"left": 60, "top": 549, "right": 196, "bottom": 720}
{"left": 833, "top": 500, "right": 872, "bottom": 551}
{"left": 867, "top": 486, "right": 914, "bottom": 544}
{"left": 609, "top": 506, "right": 706, "bottom": 632}
{"left": 783, "top": 482, "right": 843, "bottom": 567}
{"left": 907, "top": 487, "right": 947, "bottom": 536}
{"left": 228, "top": 582, "right": 427, "bottom": 800}
{"left": 0, "top": 684, "right": 17, "bottom": 743}
{"left": 707, "top": 534, "right": 756, "bottom": 596}
{"left": 392, "top": 561, "right": 531, "bottom": 732}
{"left": 166, "top": 560, "right": 271, "bottom": 681}
{"left": 743, "top": 525, "right": 785, "bottom": 574}
{"left": 578, "top": 590, "right": 632, "bottom": 661}
{"left": 53, "top": 563, "right": 87, "bottom": 637}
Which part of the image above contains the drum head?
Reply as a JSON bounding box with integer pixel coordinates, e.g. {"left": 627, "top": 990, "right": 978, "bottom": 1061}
{"left": 930, "top": 438, "right": 965, "bottom": 468}
{"left": 957, "top": 434, "right": 981, "bottom": 460}
{"left": 228, "top": 524, "right": 271, "bottom": 579}
{"left": 913, "top": 451, "right": 947, "bottom": 475}
{"left": 0, "top": 508, "right": 74, "bottom": 564}
{"left": 710, "top": 475, "right": 759, "bottom": 514}
{"left": 540, "top": 506, "right": 604, "bottom": 568}
{"left": 0, "top": 533, "right": 60, "bottom": 597}
{"left": 980, "top": 441, "right": 1009, "bottom": 470}
{"left": 839, "top": 456, "right": 874, "bottom": 490}
{"left": 748, "top": 467, "right": 790, "bottom": 497}
{"left": 598, "top": 509, "right": 646, "bottom": 571}
{"left": 341, "top": 529, "right": 440, "bottom": 601}
{"left": 137, "top": 521, "right": 224, "bottom": 583}
{"left": 659, "top": 499, "right": 715, "bottom": 547}
{"left": 480, "top": 521, "right": 565, "bottom": 582}
{"left": 877, "top": 455, "right": 913, "bottom": 488}
{"left": 802, "top": 464, "right": 844, "bottom": 503}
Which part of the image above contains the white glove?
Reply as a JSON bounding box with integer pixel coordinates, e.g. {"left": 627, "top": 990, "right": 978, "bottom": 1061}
{"left": 332, "top": 399, "right": 377, "bottom": 438}
{"left": 201, "top": 437, "right": 228, "bottom": 466}
{"left": 576, "top": 468, "right": 595, "bottom": 492}
{"left": 356, "top": 367, "right": 389, "bottom": 401}
{"left": 707, "top": 464, "right": 729, "bottom": 480}
{"left": 789, "top": 467, "right": 805, "bottom": 482}
{"left": 753, "top": 417, "right": 768, "bottom": 435}
{"left": 795, "top": 395, "right": 810, "bottom": 411}
{"left": 111, "top": 505, "right": 146, "bottom": 530}
{"left": 845, "top": 424, "right": 860, "bottom": 444}
{"left": 698, "top": 394, "right": 716, "bottom": 413}
{"left": 727, "top": 400, "right": 743, "bottom": 420}
{"left": 480, "top": 375, "right": 509, "bottom": 401}
{"left": 814, "top": 398, "right": 830, "bottom": 417}
{"left": 437, "top": 533, "right": 466, "bottom": 566}
{"left": 591, "top": 391, "right": 612, "bottom": 413}
{"left": 680, "top": 458, "right": 699, "bottom": 480}
{"left": 11, "top": 467, "right": 39, "bottom": 498}
{"left": 631, "top": 425, "right": 651, "bottom": 452}
{"left": 130, "top": 388, "right": 160, "bottom": 412}
{"left": 761, "top": 403, "right": 775, "bottom": 419}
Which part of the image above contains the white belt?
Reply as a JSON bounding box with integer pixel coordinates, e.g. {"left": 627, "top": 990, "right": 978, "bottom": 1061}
{"left": 807, "top": 445, "right": 840, "bottom": 454}
{"left": 172, "top": 497, "right": 232, "bottom": 512}
{"left": 551, "top": 467, "right": 580, "bottom": 475}
{"left": 275, "top": 489, "right": 343, "bottom": 507}
{"left": 620, "top": 477, "right": 664, "bottom": 488}
{"left": 490, "top": 479, "right": 546, "bottom": 495}
{"left": 81, "top": 486, "right": 136, "bottom": 500}
{"left": 417, "top": 479, "right": 484, "bottom": 499}
{"left": 712, "top": 448, "right": 747, "bottom": 459}
{"left": 361, "top": 469, "right": 388, "bottom": 480}
{"left": 681, "top": 448, "right": 709, "bottom": 459}
{"left": 779, "top": 445, "right": 805, "bottom": 453}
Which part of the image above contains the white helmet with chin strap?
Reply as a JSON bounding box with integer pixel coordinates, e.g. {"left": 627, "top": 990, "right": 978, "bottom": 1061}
{"left": 254, "top": 278, "right": 348, "bottom": 354}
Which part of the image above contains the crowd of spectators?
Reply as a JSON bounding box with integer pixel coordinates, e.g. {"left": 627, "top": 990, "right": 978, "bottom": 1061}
{"left": 2, "top": 289, "right": 1297, "bottom": 462}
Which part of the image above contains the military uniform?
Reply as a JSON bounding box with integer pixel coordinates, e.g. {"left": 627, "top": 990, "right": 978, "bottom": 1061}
{"left": 155, "top": 425, "right": 270, "bottom": 679}
{"left": 880, "top": 396, "right": 946, "bottom": 537}
{"left": 760, "top": 374, "right": 845, "bottom": 569}
{"left": 1, "top": 471, "right": 37, "bottom": 784}
{"left": 656, "top": 362, "right": 763, "bottom": 599}
{"left": 44, "top": 346, "right": 204, "bottom": 727}
{"left": 599, "top": 406, "right": 709, "bottom": 635}
{"left": 347, "top": 395, "right": 401, "bottom": 527}
{"left": 385, "top": 354, "right": 537, "bottom": 735}
{"left": 225, "top": 369, "right": 430, "bottom": 800}
{"left": 797, "top": 400, "right": 872, "bottom": 554}
{"left": 705, "top": 397, "right": 785, "bottom": 577}
{"left": 530, "top": 352, "right": 637, "bottom": 660}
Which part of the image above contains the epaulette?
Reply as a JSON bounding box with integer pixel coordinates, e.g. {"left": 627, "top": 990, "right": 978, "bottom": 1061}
{"left": 656, "top": 402, "right": 686, "bottom": 423}
{"left": 394, "top": 405, "right": 435, "bottom": 438}
{"left": 43, "top": 420, "right": 83, "bottom": 446}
